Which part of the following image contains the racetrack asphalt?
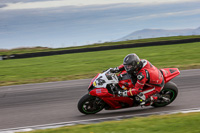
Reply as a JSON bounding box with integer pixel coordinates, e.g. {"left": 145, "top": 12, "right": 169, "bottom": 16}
{"left": 0, "top": 69, "right": 200, "bottom": 130}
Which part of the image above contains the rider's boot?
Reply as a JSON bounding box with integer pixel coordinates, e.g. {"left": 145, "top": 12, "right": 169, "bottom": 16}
{"left": 144, "top": 95, "right": 170, "bottom": 106}
{"left": 144, "top": 96, "right": 158, "bottom": 106}
{"left": 136, "top": 92, "right": 161, "bottom": 106}
{"left": 135, "top": 92, "right": 146, "bottom": 106}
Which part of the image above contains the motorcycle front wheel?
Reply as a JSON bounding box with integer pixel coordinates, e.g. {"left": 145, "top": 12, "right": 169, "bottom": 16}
{"left": 78, "top": 94, "right": 105, "bottom": 115}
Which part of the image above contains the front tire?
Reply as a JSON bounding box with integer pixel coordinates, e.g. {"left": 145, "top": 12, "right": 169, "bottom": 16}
{"left": 78, "top": 94, "right": 105, "bottom": 115}
{"left": 152, "top": 81, "right": 178, "bottom": 107}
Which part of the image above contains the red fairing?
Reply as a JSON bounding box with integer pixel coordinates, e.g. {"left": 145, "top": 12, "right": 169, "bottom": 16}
{"left": 160, "top": 68, "right": 180, "bottom": 83}
{"left": 102, "top": 97, "right": 134, "bottom": 109}
{"left": 88, "top": 73, "right": 100, "bottom": 89}
{"left": 118, "top": 80, "right": 134, "bottom": 89}
{"left": 89, "top": 88, "right": 113, "bottom": 97}
{"left": 118, "top": 70, "right": 134, "bottom": 89}
{"left": 89, "top": 88, "right": 134, "bottom": 109}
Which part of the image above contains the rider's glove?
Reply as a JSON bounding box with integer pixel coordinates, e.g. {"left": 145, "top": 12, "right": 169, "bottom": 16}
{"left": 110, "top": 67, "right": 120, "bottom": 73}
{"left": 118, "top": 90, "right": 128, "bottom": 97}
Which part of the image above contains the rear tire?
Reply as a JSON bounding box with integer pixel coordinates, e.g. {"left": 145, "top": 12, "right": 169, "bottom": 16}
{"left": 152, "top": 81, "right": 178, "bottom": 107}
{"left": 78, "top": 94, "right": 105, "bottom": 115}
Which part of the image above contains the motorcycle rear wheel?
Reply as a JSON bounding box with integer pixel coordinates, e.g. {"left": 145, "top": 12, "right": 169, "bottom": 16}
{"left": 152, "top": 81, "right": 178, "bottom": 107}
{"left": 78, "top": 94, "right": 105, "bottom": 114}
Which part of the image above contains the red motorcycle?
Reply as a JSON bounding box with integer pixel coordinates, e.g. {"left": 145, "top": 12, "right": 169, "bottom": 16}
{"left": 78, "top": 68, "right": 180, "bottom": 114}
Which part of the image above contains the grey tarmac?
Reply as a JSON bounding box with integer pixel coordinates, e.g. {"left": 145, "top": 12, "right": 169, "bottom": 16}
{"left": 0, "top": 69, "right": 200, "bottom": 130}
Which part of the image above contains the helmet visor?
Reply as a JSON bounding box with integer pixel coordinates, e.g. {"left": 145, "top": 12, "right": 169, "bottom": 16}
{"left": 124, "top": 64, "right": 133, "bottom": 71}
{"left": 124, "top": 64, "right": 137, "bottom": 72}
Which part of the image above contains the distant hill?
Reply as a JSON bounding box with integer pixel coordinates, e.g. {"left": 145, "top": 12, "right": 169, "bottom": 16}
{"left": 115, "top": 27, "right": 200, "bottom": 41}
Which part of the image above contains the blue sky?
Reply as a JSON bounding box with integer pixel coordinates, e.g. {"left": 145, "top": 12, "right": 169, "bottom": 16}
{"left": 0, "top": 0, "right": 200, "bottom": 49}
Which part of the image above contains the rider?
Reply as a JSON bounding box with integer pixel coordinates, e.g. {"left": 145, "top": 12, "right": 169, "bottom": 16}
{"left": 110, "top": 53, "right": 165, "bottom": 106}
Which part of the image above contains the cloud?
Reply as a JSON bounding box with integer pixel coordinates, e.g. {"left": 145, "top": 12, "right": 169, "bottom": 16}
{"left": 0, "top": 1, "right": 200, "bottom": 33}
{"left": 123, "top": 8, "right": 200, "bottom": 21}
{"left": 0, "top": 0, "right": 57, "bottom": 4}
{"left": 0, "top": 0, "right": 200, "bottom": 49}
{"left": 1, "top": 1, "right": 200, "bottom": 28}
{"left": 1, "top": 0, "right": 199, "bottom": 10}
{"left": 0, "top": 4, "right": 6, "bottom": 8}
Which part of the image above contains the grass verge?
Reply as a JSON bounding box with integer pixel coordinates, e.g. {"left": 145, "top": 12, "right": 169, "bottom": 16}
{"left": 18, "top": 112, "right": 200, "bottom": 133}
{"left": 0, "top": 42, "right": 200, "bottom": 86}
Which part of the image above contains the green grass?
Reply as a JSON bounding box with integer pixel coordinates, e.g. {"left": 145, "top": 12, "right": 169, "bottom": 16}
{"left": 19, "top": 112, "right": 200, "bottom": 133}
{"left": 1, "top": 35, "right": 200, "bottom": 55}
{"left": 0, "top": 42, "right": 200, "bottom": 86}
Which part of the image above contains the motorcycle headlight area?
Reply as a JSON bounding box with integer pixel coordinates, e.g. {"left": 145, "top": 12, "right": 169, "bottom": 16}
{"left": 94, "top": 76, "right": 106, "bottom": 86}
{"left": 93, "top": 81, "right": 97, "bottom": 86}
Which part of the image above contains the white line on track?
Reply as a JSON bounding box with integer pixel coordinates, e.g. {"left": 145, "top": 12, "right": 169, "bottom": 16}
{"left": 1, "top": 107, "right": 200, "bottom": 133}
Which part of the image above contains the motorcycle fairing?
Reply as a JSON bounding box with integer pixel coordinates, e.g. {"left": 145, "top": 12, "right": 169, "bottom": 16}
{"left": 89, "top": 87, "right": 134, "bottom": 109}
{"left": 88, "top": 73, "right": 100, "bottom": 89}
{"left": 160, "top": 68, "right": 180, "bottom": 83}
